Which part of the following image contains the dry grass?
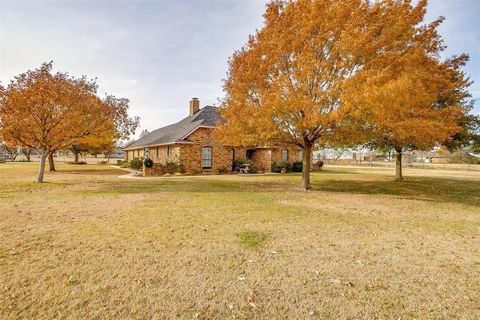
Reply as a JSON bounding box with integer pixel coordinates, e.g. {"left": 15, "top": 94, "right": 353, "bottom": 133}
{"left": 0, "top": 162, "right": 479, "bottom": 319}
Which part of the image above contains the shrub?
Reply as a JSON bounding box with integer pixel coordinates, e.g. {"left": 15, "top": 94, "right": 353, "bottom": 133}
{"left": 313, "top": 160, "right": 324, "bottom": 170}
{"left": 292, "top": 161, "right": 303, "bottom": 172}
{"left": 66, "top": 161, "right": 87, "bottom": 165}
{"left": 129, "top": 158, "right": 143, "bottom": 170}
{"left": 99, "top": 160, "right": 108, "bottom": 165}
{"left": 150, "top": 161, "right": 185, "bottom": 175}
{"left": 178, "top": 164, "right": 186, "bottom": 174}
{"left": 233, "top": 158, "right": 253, "bottom": 171}
{"left": 272, "top": 160, "right": 292, "bottom": 173}
{"left": 218, "top": 167, "right": 229, "bottom": 174}
{"left": 165, "top": 161, "right": 179, "bottom": 173}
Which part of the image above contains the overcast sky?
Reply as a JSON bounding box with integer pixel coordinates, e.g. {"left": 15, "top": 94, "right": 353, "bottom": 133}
{"left": 1, "top": 0, "right": 479, "bottom": 138}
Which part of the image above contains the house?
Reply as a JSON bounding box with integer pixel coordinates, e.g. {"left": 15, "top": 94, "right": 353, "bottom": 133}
{"left": 123, "top": 98, "right": 303, "bottom": 174}
{"left": 105, "top": 147, "right": 125, "bottom": 159}
{"left": 427, "top": 154, "right": 447, "bottom": 164}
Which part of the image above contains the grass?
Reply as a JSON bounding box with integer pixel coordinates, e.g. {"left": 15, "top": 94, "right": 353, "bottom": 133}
{"left": 0, "top": 162, "right": 479, "bottom": 319}
{"left": 237, "top": 231, "right": 269, "bottom": 249}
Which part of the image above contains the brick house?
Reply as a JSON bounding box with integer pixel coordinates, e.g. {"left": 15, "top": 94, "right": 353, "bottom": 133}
{"left": 123, "top": 98, "right": 303, "bottom": 174}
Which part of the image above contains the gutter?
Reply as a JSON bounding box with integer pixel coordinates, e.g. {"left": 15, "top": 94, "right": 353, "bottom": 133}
{"left": 123, "top": 140, "right": 194, "bottom": 151}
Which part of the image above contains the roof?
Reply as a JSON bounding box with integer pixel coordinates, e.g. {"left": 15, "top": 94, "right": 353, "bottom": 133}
{"left": 124, "top": 106, "right": 221, "bottom": 150}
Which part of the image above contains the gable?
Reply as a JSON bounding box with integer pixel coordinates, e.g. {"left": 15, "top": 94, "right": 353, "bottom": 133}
{"left": 124, "top": 106, "right": 222, "bottom": 150}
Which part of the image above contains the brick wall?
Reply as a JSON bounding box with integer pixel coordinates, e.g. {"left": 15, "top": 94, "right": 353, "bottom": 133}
{"left": 250, "top": 147, "right": 303, "bottom": 172}
{"left": 125, "top": 149, "right": 142, "bottom": 161}
{"left": 251, "top": 149, "right": 272, "bottom": 172}
{"left": 147, "top": 145, "right": 180, "bottom": 164}
{"left": 126, "top": 150, "right": 134, "bottom": 161}
{"left": 285, "top": 147, "right": 303, "bottom": 163}
{"left": 179, "top": 127, "right": 240, "bottom": 174}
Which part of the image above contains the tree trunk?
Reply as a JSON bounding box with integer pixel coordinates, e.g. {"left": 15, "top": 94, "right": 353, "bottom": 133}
{"left": 395, "top": 148, "right": 403, "bottom": 181}
{"left": 36, "top": 152, "right": 47, "bottom": 183}
{"left": 22, "top": 148, "right": 32, "bottom": 161}
{"left": 74, "top": 151, "right": 79, "bottom": 163}
{"left": 48, "top": 152, "right": 56, "bottom": 172}
{"left": 301, "top": 143, "right": 313, "bottom": 191}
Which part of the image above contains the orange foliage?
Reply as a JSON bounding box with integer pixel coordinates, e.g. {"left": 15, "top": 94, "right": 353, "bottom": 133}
{"left": 0, "top": 62, "right": 138, "bottom": 181}
{"left": 217, "top": 0, "right": 470, "bottom": 187}
{"left": 352, "top": 47, "right": 469, "bottom": 153}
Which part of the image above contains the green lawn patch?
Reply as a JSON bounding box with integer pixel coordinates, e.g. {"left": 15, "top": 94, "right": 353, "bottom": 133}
{"left": 237, "top": 230, "right": 268, "bottom": 249}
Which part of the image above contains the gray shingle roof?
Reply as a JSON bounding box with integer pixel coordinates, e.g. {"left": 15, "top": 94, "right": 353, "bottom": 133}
{"left": 124, "top": 106, "right": 221, "bottom": 150}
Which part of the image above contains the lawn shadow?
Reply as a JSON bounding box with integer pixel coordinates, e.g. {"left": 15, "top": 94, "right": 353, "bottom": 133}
{"left": 82, "top": 178, "right": 249, "bottom": 196}
{"left": 57, "top": 168, "right": 124, "bottom": 175}
{"left": 311, "top": 177, "right": 480, "bottom": 208}
{"left": 69, "top": 168, "right": 480, "bottom": 208}
{"left": 311, "top": 168, "right": 363, "bottom": 175}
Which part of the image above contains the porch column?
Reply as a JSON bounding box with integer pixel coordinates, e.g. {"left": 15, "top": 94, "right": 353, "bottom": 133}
{"left": 266, "top": 149, "right": 272, "bottom": 173}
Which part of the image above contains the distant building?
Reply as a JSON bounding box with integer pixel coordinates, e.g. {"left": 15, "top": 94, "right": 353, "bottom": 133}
{"left": 108, "top": 147, "right": 125, "bottom": 158}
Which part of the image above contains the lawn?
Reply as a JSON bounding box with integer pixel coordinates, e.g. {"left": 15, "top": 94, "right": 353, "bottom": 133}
{"left": 0, "top": 163, "right": 479, "bottom": 319}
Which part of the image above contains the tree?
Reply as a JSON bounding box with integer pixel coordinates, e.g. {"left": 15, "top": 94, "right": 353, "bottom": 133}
{"left": 21, "top": 147, "right": 32, "bottom": 161}
{"left": 139, "top": 129, "right": 149, "bottom": 138}
{"left": 48, "top": 152, "right": 56, "bottom": 172}
{"left": 443, "top": 111, "right": 480, "bottom": 154}
{"left": 0, "top": 62, "right": 139, "bottom": 182}
{"left": 354, "top": 48, "right": 471, "bottom": 180}
{"left": 217, "top": 0, "right": 444, "bottom": 190}
{"left": 69, "top": 129, "right": 116, "bottom": 163}
{"left": 48, "top": 95, "right": 138, "bottom": 170}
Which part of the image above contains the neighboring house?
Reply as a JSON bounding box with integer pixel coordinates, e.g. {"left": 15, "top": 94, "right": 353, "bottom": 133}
{"left": 108, "top": 147, "right": 125, "bottom": 158}
{"left": 426, "top": 153, "right": 447, "bottom": 164}
{"left": 123, "top": 98, "right": 302, "bottom": 174}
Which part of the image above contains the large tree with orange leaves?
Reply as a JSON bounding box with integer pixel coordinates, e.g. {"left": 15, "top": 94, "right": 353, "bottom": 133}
{"left": 0, "top": 62, "right": 138, "bottom": 182}
{"left": 354, "top": 51, "right": 470, "bottom": 180}
{"left": 68, "top": 129, "right": 117, "bottom": 164}
{"left": 217, "top": 0, "right": 469, "bottom": 190}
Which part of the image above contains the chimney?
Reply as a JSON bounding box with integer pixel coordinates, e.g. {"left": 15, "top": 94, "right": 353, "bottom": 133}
{"left": 189, "top": 97, "right": 200, "bottom": 116}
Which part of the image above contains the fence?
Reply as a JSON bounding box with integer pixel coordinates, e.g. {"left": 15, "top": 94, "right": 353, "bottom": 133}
{"left": 5, "top": 154, "right": 124, "bottom": 165}
{"left": 320, "top": 159, "right": 480, "bottom": 172}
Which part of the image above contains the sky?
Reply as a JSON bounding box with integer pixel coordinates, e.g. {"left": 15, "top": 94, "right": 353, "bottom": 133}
{"left": 1, "top": 0, "right": 479, "bottom": 139}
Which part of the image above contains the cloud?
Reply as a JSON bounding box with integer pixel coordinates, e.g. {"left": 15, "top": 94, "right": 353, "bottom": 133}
{"left": 1, "top": 0, "right": 478, "bottom": 133}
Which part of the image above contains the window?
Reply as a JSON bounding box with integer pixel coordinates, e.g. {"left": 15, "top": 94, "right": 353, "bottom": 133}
{"left": 298, "top": 150, "right": 304, "bottom": 161}
{"left": 167, "top": 145, "right": 173, "bottom": 157}
{"left": 202, "top": 147, "right": 212, "bottom": 168}
{"left": 156, "top": 147, "right": 159, "bottom": 158}
{"left": 282, "top": 149, "right": 288, "bottom": 161}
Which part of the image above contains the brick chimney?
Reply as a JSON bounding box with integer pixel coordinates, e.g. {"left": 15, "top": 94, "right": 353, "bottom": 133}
{"left": 189, "top": 97, "right": 200, "bottom": 116}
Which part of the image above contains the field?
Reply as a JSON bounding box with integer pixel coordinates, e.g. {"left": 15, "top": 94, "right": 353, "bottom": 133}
{"left": 1, "top": 163, "right": 479, "bottom": 319}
